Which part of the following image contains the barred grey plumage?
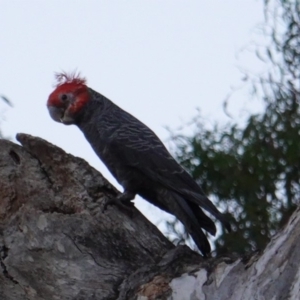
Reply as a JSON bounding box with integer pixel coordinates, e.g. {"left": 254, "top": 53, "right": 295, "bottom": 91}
{"left": 47, "top": 74, "right": 231, "bottom": 256}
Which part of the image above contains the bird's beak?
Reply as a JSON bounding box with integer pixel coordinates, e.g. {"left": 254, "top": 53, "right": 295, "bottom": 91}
{"left": 47, "top": 106, "right": 64, "bottom": 123}
{"left": 60, "top": 113, "right": 75, "bottom": 125}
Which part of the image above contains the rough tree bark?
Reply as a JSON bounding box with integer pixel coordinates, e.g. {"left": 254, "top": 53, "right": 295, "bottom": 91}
{"left": 0, "top": 134, "right": 299, "bottom": 300}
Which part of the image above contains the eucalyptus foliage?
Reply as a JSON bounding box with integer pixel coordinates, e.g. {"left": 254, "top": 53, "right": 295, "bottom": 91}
{"left": 169, "top": 0, "right": 300, "bottom": 255}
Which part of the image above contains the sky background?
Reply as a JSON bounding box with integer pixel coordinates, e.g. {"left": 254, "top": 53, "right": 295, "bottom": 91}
{"left": 1, "top": 1, "right": 264, "bottom": 236}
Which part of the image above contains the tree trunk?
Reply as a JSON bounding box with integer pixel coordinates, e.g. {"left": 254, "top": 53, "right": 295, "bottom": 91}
{"left": 0, "top": 134, "right": 299, "bottom": 300}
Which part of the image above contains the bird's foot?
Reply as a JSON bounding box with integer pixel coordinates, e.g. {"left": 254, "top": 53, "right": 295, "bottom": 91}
{"left": 102, "top": 191, "right": 135, "bottom": 212}
{"left": 102, "top": 197, "right": 134, "bottom": 212}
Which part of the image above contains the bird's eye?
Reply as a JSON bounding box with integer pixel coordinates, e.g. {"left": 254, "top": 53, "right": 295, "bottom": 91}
{"left": 61, "top": 94, "right": 68, "bottom": 101}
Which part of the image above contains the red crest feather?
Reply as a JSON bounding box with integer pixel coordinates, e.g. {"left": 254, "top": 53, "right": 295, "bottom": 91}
{"left": 54, "top": 71, "right": 87, "bottom": 87}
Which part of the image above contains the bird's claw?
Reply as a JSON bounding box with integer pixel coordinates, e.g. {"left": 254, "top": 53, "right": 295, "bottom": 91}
{"left": 102, "top": 197, "right": 134, "bottom": 213}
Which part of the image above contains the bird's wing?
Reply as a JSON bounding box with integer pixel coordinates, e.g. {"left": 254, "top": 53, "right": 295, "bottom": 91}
{"left": 103, "top": 112, "right": 227, "bottom": 224}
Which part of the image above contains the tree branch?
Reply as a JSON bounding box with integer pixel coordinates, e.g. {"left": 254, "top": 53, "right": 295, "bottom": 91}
{"left": 0, "top": 134, "right": 299, "bottom": 299}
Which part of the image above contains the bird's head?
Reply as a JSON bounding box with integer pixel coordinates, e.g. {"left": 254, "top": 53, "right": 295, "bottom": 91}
{"left": 47, "top": 72, "right": 90, "bottom": 125}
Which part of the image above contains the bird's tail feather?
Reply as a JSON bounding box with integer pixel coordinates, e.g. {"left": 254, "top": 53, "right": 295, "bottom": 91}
{"left": 188, "top": 202, "right": 216, "bottom": 236}
{"left": 182, "top": 189, "right": 231, "bottom": 232}
{"left": 171, "top": 191, "right": 212, "bottom": 256}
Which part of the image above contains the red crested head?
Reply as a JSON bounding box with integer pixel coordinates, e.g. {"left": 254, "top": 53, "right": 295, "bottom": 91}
{"left": 47, "top": 72, "right": 90, "bottom": 125}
